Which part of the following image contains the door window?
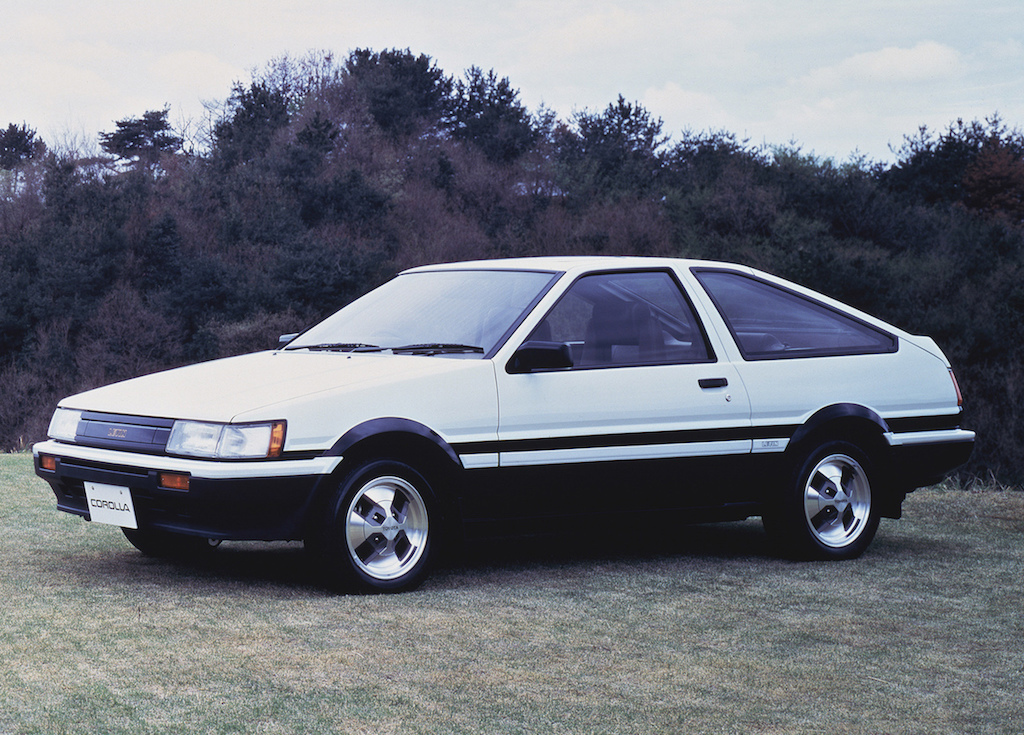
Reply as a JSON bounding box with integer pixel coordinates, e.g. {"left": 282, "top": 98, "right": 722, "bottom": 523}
{"left": 528, "top": 271, "right": 714, "bottom": 367}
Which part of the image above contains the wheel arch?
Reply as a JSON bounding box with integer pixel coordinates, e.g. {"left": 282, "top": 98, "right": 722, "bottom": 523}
{"left": 325, "top": 417, "right": 463, "bottom": 466}
{"left": 784, "top": 403, "right": 902, "bottom": 517}
{"left": 787, "top": 404, "right": 889, "bottom": 457}
{"left": 315, "top": 417, "right": 465, "bottom": 528}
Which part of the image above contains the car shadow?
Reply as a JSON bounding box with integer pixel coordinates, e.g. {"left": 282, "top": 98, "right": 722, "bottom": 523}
{"left": 443, "top": 518, "right": 774, "bottom": 571}
{"left": 49, "top": 517, "right": 956, "bottom": 596}
{"left": 44, "top": 519, "right": 776, "bottom": 596}
{"left": 46, "top": 538, "right": 326, "bottom": 596}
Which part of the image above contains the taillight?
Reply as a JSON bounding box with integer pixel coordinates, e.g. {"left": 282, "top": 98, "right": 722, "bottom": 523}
{"left": 949, "top": 369, "right": 964, "bottom": 408}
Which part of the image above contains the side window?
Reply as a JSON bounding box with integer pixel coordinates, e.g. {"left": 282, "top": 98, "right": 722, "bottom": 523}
{"left": 694, "top": 270, "right": 896, "bottom": 359}
{"left": 528, "top": 271, "right": 713, "bottom": 367}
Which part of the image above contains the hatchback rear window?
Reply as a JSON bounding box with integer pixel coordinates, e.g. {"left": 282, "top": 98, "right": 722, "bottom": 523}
{"left": 694, "top": 269, "right": 896, "bottom": 359}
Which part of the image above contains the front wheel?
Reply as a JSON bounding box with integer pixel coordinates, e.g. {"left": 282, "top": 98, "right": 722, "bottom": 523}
{"left": 764, "top": 441, "right": 880, "bottom": 560}
{"left": 312, "top": 459, "right": 436, "bottom": 593}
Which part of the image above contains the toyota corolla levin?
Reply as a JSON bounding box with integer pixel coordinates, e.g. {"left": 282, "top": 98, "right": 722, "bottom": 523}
{"left": 34, "top": 257, "right": 974, "bottom": 591}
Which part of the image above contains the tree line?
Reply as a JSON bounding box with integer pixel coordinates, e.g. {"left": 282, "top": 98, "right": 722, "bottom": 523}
{"left": 2, "top": 48, "right": 1023, "bottom": 484}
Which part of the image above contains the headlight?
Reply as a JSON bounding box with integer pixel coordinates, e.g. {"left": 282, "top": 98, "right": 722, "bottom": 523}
{"left": 167, "top": 420, "right": 286, "bottom": 459}
{"left": 48, "top": 408, "right": 83, "bottom": 442}
{"left": 166, "top": 421, "right": 222, "bottom": 457}
{"left": 220, "top": 423, "right": 285, "bottom": 458}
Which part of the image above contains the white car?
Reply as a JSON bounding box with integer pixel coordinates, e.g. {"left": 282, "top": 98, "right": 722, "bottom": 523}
{"left": 34, "top": 257, "right": 974, "bottom": 591}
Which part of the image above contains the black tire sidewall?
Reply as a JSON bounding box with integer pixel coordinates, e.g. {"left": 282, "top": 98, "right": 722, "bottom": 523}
{"left": 318, "top": 458, "right": 436, "bottom": 593}
{"left": 769, "top": 440, "right": 880, "bottom": 560}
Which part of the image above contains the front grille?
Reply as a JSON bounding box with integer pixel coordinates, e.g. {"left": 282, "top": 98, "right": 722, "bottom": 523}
{"left": 75, "top": 412, "right": 174, "bottom": 454}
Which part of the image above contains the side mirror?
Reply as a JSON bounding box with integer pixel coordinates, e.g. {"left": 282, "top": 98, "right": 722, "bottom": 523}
{"left": 506, "top": 341, "right": 574, "bottom": 374}
{"left": 279, "top": 333, "right": 298, "bottom": 346}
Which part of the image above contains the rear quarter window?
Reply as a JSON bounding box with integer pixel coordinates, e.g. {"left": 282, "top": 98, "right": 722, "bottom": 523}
{"left": 693, "top": 269, "right": 897, "bottom": 360}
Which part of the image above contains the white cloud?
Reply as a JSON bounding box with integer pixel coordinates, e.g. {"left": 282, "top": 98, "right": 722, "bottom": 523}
{"left": 734, "top": 41, "right": 973, "bottom": 160}
{"left": 801, "top": 41, "right": 963, "bottom": 90}
{"left": 643, "top": 83, "right": 737, "bottom": 136}
{"left": 150, "top": 51, "right": 245, "bottom": 106}
{"left": 2, "top": 1, "right": 1023, "bottom": 164}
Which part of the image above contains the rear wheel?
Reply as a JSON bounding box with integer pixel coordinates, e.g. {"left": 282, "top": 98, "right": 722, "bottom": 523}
{"left": 764, "top": 440, "right": 880, "bottom": 560}
{"left": 312, "top": 459, "right": 436, "bottom": 593}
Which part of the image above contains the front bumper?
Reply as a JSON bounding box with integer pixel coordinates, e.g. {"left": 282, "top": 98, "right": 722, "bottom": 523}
{"left": 33, "top": 440, "right": 343, "bottom": 540}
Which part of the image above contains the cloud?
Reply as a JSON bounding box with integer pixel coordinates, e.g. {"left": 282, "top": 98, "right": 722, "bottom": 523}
{"left": 3, "top": 0, "right": 1022, "bottom": 165}
{"left": 800, "top": 41, "right": 963, "bottom": 90}
{"left": 151, "top": 51, "right": 245, "bottom": 104}
{"left": 643, "top": 83, "right": 737, "bottom": 136}
{"left": 730, "top": 41, "right": 970, "bottom": 160}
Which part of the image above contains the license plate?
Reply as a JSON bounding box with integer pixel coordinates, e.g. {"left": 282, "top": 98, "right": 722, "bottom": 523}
{"left": 84, "top": 482, "right": 138, "bottom": 529}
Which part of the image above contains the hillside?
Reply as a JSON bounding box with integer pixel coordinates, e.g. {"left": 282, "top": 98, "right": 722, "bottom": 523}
{"left": 2, "top": 49, "right": 1022, "bottom": 483}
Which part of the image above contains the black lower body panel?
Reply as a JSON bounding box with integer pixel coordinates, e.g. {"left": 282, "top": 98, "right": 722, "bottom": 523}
{"left": 454, "top": 453, "right": 778, "bottom": 539}
{"left": 36, "top": 454, "right": 326, "bottom": 541}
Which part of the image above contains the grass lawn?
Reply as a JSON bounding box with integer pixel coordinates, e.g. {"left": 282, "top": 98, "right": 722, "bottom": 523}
{"left": 2, "top": 452, "right": 1022, "bottom": 734}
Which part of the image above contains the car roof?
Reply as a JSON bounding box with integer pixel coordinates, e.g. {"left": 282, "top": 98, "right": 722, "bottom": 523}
{"left": 402, "top": 255, "right": 746, "bottom": 276}
{"left": 401, "top": 255, "right": 922, "bottom": 344}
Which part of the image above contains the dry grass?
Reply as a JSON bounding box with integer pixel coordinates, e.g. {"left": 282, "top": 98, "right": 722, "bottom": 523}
{"left": 2, "top": 452, "right": 1022, "bottom": 734}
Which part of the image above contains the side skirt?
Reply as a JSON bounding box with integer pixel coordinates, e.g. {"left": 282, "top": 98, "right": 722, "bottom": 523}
{"left": 453, "top": 453, "right": 782, "bottom": 536}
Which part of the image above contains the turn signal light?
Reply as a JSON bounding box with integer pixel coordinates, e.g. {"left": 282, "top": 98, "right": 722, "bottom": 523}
{"left": 269, "top": 421, "right": 286, "bottom": 457}
{"left": 158, "top": 472, "right": 190, "bottom": 491}
{"left": 39, "top": 455, "right": 57, "bottom": 471}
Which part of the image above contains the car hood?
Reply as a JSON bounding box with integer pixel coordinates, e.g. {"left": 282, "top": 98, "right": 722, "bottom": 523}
{"left": 59, "top": 350, "right": 484, "bottom": 423}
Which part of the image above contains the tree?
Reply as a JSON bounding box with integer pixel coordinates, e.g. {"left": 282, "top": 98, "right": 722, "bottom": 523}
{"left": 133, "top": 213, "right": 182, "bottom": 289}
{"left": 448, "top": 67, "right": 537, "bottom": 163}
{"left": 0, "top": 123, "right": 39, "bottom": 169}
{"left": 254, "top": 50, "right": 346, "bottom": 110}
{"left": 1, "top": 123, "right": 42, "bottom": 196}
{"left": 212, "top": 82, "right": 291, "bottom": 168}
{"left": 667, "top": 129, "right": 767, "bottom": 185}
{"left": 99, "top": 109, "right": 181, "bottom": 168}
{"left": 558, "top": 96, "right": 667, "bottom": 198}
{"left": 296, "top": 109, "right": 337, "bottom": 156}
{"left": 344, "top": 48, "right": 452, "bottom": 138}
{"left": 962, "top": 137, "right": 1024, "bottom": 223}
{"left": 884, "top": 116, "right": 1024, "bottom": 206}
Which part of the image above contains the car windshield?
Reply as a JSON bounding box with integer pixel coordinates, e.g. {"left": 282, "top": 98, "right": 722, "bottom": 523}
{"left": 287, "top": 269, "right": 558, "bottom": 356}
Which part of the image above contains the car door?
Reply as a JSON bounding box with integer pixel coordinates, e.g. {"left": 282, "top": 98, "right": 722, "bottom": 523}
{"left": 490, "top": 269, "right": 752, "bottom": 518}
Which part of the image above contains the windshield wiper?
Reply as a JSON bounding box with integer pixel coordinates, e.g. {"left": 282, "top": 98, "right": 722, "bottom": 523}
{"left": 288, "top": 342, "right": 485, "bottom": 355}
{"left": 288, "top": 342, "right": 383, "bottom": 352}
{"left": 388, "top": 343, "right": 485, "bottom": 355}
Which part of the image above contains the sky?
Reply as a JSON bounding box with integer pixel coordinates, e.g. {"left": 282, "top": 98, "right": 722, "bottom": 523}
{"left": 2, "top": 0, "right": 1022, "bottom": 163}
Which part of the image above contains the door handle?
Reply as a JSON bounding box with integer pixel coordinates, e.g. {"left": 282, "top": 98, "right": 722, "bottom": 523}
{"left": 699, "top": 377, "right": 729, "bottom": 389}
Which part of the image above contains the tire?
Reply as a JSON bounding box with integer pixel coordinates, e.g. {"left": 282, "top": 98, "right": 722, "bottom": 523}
{"left": 313, "top": 459, "right": 436, "bottom": 593}
{"left": 764, "top": 440, "right": 880, "bottom": 560}
{"left": 122, "top": 527, "right": 218, "bottom": 559}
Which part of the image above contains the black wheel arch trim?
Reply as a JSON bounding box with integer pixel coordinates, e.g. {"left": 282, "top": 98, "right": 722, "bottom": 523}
{"left": 788, "top": 403, "right": 890, "bottom": 452}
{"left": 324, "top": 417, "right": 464, "bottom": 469}
{"left": 789, "top": 404, "right": 964, "bottom": 446}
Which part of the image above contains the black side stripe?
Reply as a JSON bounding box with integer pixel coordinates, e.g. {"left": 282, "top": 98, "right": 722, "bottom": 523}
{"left": 451, "top": 413, "right": 963, "bottom": 456}
{"left": 453, "top": 425, "right": 799, "bottom": 456}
